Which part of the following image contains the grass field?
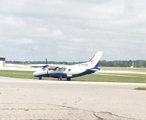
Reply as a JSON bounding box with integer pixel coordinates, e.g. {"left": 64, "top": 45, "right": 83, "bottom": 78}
{"left": 101, "top": 67, "right": 146, "bottom": 72}
{"left": 0, "top": 70, "right": 34, "bottom": 79}
{"left": 134, "top": 87, "right": 146, "bottom": 91}
{"left": 0, "top": 67, "right": 146, "bottom": 83}
{"left": 73, "top": 73, "right": 146, "bottom": 83}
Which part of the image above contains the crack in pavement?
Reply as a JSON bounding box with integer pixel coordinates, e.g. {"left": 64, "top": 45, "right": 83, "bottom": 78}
{"left": 93, "top": 112, "right": 104, "bottom": 120}
{"left": 58, "top": 104, "right": 137, "bottom": 120}
{"left": 50, "top": 104, "right": 137, "bottom": 120}
{"left": 93, "top": 112, "right": 137, "bottom": 120}
{"left": 0, "top": 103, "right": 137, "bottom": 120}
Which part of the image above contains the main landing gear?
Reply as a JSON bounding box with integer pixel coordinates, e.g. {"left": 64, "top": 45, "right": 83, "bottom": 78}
{"left": 58, "top": 77, "right": 62, "bottom": 81}
{"left": 38, "top": 77, "right": 71, "bottom": 81}
{"left": 58, "top": 77, "right": 71, "bottom": 81}
{"left": 67, "top": 77, "right": 71, "bottom": 81}
{"left": 38, "top": 77, "right": 42, "bottom": 80}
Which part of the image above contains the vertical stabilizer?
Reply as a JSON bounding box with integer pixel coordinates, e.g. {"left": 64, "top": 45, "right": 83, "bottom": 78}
{"left": 89, "top": 51, "right": 103, "bottom": 69}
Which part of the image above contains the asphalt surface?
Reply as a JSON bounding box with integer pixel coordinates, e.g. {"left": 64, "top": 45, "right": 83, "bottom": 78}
{"left": 0, "top": 77, "right": 146, "bottom": 120}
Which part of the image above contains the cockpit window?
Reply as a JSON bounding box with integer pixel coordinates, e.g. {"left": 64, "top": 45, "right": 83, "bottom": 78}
{"left": 68, "top": 69, "right": 71, "bottom": 71}
{"left": 42, "top": 68, "right": 46, "bottom": 71}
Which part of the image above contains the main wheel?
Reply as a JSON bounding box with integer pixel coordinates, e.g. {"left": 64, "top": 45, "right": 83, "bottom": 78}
{"left": 58, "top": 77, "right": 62, "bottom": 81}
{"left": 39, "top": 76, "right": 42, "bottom": 80}
{"left": 67, "top": 77, "right": 71, "bottom": 81}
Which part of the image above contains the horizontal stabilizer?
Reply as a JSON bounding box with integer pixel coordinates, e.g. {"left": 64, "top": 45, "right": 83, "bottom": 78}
{"left": 87, "top": 68, "right": 101, "bottom": 72}
{"left": 29, "top": 64, "right": 47, "bottom": 68}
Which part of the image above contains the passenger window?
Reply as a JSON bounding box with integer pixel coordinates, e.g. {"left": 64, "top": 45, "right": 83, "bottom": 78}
{"left": 58, "top": 68, "right": 62, "bottom": 71}
{"left": 63, "top": 68, "right": 66, "bottom": 71}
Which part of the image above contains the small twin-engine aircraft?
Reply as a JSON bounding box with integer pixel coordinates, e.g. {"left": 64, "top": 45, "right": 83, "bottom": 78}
{"left": 30, "top": 51, "right": 103, "bottom": 81}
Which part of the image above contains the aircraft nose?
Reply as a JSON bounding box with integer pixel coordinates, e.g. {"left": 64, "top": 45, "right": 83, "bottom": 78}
{"left": 33, "top": 69, "right": 48, "bottom": 77}
{"left": 33, "top": 71, "right": 38, "bottom": 77}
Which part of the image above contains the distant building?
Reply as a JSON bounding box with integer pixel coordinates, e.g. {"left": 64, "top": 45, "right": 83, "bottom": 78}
{"left": 0, "top": 57, "right": 5, "bottom": 67}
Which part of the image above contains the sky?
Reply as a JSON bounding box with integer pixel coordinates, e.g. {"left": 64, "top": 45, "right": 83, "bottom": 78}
{"left": 0, "top": 0, "right": 146, "bottom": 61}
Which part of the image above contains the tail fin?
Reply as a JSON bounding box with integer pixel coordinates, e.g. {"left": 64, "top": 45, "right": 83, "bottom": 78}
{"left": 89, "top": 51, "right": 103, "bottom": 69}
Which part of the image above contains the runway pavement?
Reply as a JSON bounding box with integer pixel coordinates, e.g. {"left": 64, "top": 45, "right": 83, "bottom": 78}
{"left": 0, "top": 77, "right": 146, "bottom": 120}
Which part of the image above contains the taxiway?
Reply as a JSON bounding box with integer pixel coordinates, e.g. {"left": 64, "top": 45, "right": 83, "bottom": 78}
{"left": 0, "top": 77, "right": 146, "bottom": 119}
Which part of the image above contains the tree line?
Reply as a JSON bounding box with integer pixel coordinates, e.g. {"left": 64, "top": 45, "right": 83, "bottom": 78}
{"left": 100, "top": 60, "right": 146, "bottom": 67}
{"left": 6, "top": 60, "right": 146, "bottom": 68}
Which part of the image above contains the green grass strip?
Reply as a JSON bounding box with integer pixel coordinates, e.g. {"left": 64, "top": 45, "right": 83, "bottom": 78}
{"left": 0, "top": 70, "right": 146, "bottom": 83}
{"left": 0, "top": 70, "right": 34, "bottom": 79}
{"left": 134, "top": 87, "right": 146, "bottom": 91}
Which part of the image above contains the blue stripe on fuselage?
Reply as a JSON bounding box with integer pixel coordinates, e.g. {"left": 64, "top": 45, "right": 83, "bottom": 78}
{"left": 34, "top": 69, "right": 94, "bottom": 79}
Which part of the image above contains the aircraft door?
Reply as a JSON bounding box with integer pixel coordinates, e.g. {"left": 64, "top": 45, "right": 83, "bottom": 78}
{"left": 67, "top": 68, "right": 72, "bottom": 77}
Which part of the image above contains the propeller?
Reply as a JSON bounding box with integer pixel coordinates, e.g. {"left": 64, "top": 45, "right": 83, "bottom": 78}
{"left": 42, "top": 58, "right": 48, "bottom": 70}
{"left": 42, "top": 64, "right": 48, "bottom": 70}
{"left": 46, "top": 58, "right": 48, "bottom": 64}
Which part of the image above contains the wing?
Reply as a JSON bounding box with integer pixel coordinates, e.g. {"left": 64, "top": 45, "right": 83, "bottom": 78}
{"left": 30, "top": 64, "right": 68, "bottom": 70}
